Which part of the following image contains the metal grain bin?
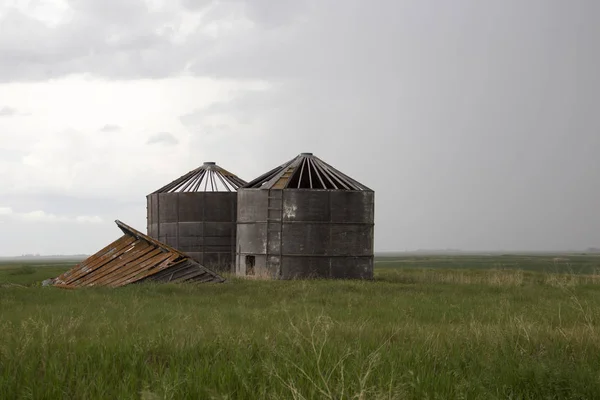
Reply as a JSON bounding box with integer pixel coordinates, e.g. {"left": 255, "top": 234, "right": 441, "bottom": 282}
{"left": 236, "top": 153, "right": 374, "bottom": 280}
{"left": 147, "top": 162, "right": 246, "bottom": 273}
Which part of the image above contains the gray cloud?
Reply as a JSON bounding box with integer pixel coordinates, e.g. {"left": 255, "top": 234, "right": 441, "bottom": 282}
{"left": 0, "top": 106, "right": 18, "bottom": 116}
{"left": 179, "top": 0, "right": 214, "bottom": 11}
{"left": 100, "top": 124, "right": 121, "bottom": 132}
{"left": 0, "top": 1, "right": 192, "bottom": 82}
{"left": 147, "top": 132, "right": 179, "bottom": 146}
{"left": 2, "top": 0, "right": 600, "bottom": 253}
{"left": 182, "top": 0, "right": 600, "bottom": 251}
{"left": 0, "top": 192, "right": 139, "bottom": 219}
{"left": 179, "top": 111, "right": 205, "bottom": 128}
{"left": 0, "top": 0, "right": 306, "bottom": 83}
{"left": 179, "top": 0, "right": 307, "bottom": 28}
{"left": 0, "top": 191, "right": 145, "bottom": 256}
{"left": 180, "top": 88, "right": 277, "bottom": 128}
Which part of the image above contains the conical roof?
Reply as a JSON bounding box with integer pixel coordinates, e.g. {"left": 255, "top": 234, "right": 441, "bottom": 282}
{"left": 243, "top": 153, "right": 371, "bottom": 191}
{"left": 152, "top": 162, "right": 246, "bottom": 193}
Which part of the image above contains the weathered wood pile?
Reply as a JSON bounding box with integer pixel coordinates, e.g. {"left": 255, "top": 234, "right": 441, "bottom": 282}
{"left": 51, "top": 220, "right": 225, "bottom": 288}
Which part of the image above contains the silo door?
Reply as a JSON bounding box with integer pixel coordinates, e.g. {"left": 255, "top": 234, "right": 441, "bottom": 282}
{"left": 245, "top": 255, "right": 255, "bottom": 276}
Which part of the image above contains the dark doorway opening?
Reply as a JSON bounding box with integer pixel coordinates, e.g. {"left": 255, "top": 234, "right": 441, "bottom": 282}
{"left": 246, "top": 255, "right": 255, "bottom": 276}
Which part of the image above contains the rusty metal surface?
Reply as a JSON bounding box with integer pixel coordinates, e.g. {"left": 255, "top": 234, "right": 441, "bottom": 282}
{"left": 236, "top": 190, "right": 375, "bottom": 280}
{"left": 147, "top": 161, "right": 245, "bottom": 272}
{"left": 243, "top": 153, "right": 372, "bottom": 191}
{"left": 152, "top": 161, "right": 247, "bottom": 193}
{"left": 146, "top": 162, "right": 246, "bottom": 272}
{"left": 236, "top": 153, "right": 374, "bottom": 280}
{"left": 53, "top": 220, "right": 225, "bottom": 288}
{"left": 272, "top": 166, "right": 296, "bottom": 189}
{"left": 146, "top": 191, "right": 238, "bottom": 272}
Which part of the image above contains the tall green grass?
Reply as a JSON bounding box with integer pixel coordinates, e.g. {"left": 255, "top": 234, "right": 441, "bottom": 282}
{"left": 377, "top": 253, "right": 600, "bottom": 275}
{"left": 0, "top": 263, "right": 70, "bottom": 287}
{"left": 2, "top": 261, "right": 600, "bottom": 398}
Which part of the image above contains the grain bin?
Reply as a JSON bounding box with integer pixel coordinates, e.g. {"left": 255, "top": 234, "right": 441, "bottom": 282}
{"left": 235, "top": 153, "right": 374, "bottom": 279}
{"left": 147, "top": 162, "right": 246, "bottom": 273}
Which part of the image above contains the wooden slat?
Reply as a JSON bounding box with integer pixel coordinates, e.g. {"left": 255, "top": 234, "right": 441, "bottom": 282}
{"left": 125, "top": 253, "right": 182, "bottom": 284}
{"left": 55, "top": 236, "right": 134, "bottom": 283}
{"left": 81, "top": 242, "right": 156, "bottom": 287}
{"left": 54, "top": 220, "right": 225, "bottom": 288}
{"left": 103, "top": 251, "right": 173, "bottom": 287}
{"left": 63, "top": 237, "right": 139, "bottom": 285}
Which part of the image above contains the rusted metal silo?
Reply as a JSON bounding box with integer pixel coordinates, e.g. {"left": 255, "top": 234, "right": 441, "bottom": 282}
{"left": 147, "top": 162, "right": 246, "bottom": 273}
{"left": 236, "top": 153, "right": 374, "bottom": 279}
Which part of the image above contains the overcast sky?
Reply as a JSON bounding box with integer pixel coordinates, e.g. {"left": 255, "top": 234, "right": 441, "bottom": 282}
{"left": 1, "top": 0, "right": 599, "bottom": 256}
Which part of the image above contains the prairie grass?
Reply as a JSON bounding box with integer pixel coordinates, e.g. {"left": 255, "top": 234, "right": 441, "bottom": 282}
{"left": 1, "top": 257, "right": 600, "bottom": 398}
{"left": 0, "top": 262, "right": 73, "bottom": 287}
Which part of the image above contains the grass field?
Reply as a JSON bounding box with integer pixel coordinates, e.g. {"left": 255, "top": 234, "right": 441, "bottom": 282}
{"left": 2, "top": 255, "right": 600, "bottom": 399}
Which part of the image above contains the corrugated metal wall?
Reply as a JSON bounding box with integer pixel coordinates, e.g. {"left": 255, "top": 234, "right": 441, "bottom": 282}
{"left": 236, "top": 189, "right": 374, "bottom": 279}
{"left": 147, "top": 192, "right": 238, "bottom": 273}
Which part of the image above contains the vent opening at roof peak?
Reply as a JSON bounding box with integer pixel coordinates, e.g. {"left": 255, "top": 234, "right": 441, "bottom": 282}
{"left": 242, "top": 152, "right": 372, "bottom": 191}
{"left": 152, "top": 161, "right": 247, "bottom": 193}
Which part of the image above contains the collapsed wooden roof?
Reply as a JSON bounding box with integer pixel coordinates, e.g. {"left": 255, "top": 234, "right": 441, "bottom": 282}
{"left": 53, "top": 220, "right": 225, "bottom": 288}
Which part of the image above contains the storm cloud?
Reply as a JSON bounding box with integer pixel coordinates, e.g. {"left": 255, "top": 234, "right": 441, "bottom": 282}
{"left": 0, "top": 106, "right": 18, "bottom": 116}
{"left": 100, "top": 124, "right": 121, "bottom": 132}
{"left": 0, "top": 0, "right": 599, "bottom": 255}
{"left": 147, "top": 132, "right": 179, "bottom": 146}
